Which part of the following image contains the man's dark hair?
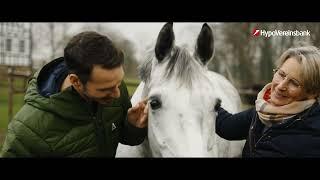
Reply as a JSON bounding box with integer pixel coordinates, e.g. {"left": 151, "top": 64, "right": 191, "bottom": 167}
{"left": 64, "top": 31, "right": 124, "bottom": 84}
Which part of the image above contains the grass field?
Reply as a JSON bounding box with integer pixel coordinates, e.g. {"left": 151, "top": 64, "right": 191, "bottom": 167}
{"left": 124, "top": 78, "right": 140, "bottom": 97}
{"left": 0, "top": 79, "right": 26, "bottom": 149}
{"left": 0, "top": 79, "right": 26, "bottom": 127}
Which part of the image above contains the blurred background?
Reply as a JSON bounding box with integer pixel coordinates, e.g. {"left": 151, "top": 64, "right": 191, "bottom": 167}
{"left": 1, "top": 22, "right": 319, "bottom": 148}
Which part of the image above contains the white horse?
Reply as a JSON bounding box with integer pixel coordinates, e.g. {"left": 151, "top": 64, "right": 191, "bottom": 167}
{"left": 116, "top": 23, "right": 245, "bottom": 157}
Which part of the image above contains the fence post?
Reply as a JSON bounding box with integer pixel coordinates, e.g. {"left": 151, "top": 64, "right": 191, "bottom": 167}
{"left": 7, "top": 66, "right": 13, "bottom": 122}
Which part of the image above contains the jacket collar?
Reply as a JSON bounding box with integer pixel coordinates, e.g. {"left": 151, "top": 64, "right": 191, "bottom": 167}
{"left": 37, "top": 57, "right": 69, "bottom": 97}
{"left": 25, "top": 58, "right": 94, "bottom": 122}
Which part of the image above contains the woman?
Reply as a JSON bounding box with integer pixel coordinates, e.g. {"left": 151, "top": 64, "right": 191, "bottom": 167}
{"left": 216, "top": 45, "right": 320, "bottom": 157}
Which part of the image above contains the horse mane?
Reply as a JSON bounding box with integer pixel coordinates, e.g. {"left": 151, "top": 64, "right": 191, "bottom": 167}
{"left": 139, "top": 46, "right": 203, "bottom": 88}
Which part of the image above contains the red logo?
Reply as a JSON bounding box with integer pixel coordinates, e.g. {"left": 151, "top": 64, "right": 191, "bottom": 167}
{"left": 252, "top": 28, "right": 260, "bottom": 37}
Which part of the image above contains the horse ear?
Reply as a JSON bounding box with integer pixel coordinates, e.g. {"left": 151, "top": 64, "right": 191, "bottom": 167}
{"left": 195, "top": 23, "right": 214, "bottom": 66}
{"left": 155, "top": 22, "right": 175, "bottom": 62}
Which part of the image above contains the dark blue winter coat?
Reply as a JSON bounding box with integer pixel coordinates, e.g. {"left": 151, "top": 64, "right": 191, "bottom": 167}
{"left": 216, "top": 102, "right": 320, "bottom": 157}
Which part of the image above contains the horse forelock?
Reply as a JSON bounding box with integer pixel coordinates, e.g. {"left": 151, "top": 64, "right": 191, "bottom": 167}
{"left": 139, "top": 46, "right": 205, "bottom": 89}
{"left": 138, "top": 51, "right": 153, "bottom": 83}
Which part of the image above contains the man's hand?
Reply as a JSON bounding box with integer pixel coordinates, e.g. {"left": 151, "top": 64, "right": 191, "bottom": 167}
{"left": 127, "top": 98, "right": 148, "bottom": 128}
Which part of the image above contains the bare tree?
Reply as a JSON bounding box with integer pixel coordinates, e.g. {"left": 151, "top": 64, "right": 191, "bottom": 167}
{"left": 218, "top": 23, "right": 260, "bottom": 88}
{"left": 305, "top": 23, "right": 320, "bottom": 47}
{"left": 29, "top": 23, "right": 33, "bottom": 69}
{"left": 49, "top": 23, "right": 55, "bottom": 60}
{"left": 78, "top": 23, "right": 140, "bottom": 79}
{"left": 207, "top": 22, "right": 318, "bottom": 102}
{"left": 48, "top": 23, "right": 71, "bottom": 60}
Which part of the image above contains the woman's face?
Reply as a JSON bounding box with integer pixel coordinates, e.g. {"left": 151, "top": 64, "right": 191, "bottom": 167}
{"left": 270, "top": 57, "right": 313, "bottom": 106}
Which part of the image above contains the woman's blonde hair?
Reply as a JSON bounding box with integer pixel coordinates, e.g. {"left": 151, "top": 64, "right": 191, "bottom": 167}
{"left": 277, "top": 45, "right": 320, "bottom": 95}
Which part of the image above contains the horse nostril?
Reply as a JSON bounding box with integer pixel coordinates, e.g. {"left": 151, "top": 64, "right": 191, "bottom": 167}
{"left": 150, "top": 99, "right": 162, "bottom": 110}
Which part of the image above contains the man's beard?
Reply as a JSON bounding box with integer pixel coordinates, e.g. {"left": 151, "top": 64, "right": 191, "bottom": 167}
{"left": 82, "top": 88, "right": 113, "bottom": 105}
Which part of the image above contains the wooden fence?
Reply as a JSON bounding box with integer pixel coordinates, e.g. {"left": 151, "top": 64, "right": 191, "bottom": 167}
{"left": 0, "top": 65, "right": 32, "bottom": 121}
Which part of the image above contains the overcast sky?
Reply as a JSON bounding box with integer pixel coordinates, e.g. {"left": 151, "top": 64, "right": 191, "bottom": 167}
{"left": 30, "top": 22, "right": 211, "bottom": 65}
{"left": 69, "top": 22, "right": 208, "bottom": 61}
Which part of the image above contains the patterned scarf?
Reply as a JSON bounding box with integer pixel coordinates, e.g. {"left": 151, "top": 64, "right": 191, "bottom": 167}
{"left": 255, "top": 83, "right": 316, "bottom": 127}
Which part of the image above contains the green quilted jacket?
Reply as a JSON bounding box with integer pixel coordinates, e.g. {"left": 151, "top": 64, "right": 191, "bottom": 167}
{"left": 0, "top": 58, "right": 146, "bottom": 157}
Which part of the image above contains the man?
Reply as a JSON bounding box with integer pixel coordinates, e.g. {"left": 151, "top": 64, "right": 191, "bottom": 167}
{"left": 1, "top": 31, "right": 148, "bottom": 157}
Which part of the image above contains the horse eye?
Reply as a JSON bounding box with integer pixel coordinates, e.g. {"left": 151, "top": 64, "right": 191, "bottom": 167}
{"left": 150, "top": 98, "right": 162, "bottom": 110}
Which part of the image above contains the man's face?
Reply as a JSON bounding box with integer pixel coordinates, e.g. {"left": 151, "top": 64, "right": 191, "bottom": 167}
{"left": 81, "top": 65, "right": 124, "bottom": 105}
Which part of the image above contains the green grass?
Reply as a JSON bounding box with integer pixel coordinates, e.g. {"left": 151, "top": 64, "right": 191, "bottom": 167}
{"left": 0, "top": 79, "right": 26, "bottom": 149}
{"left": 241, "top": 103, "right": 254, "bottom": 111}
{"left": 124, "top": 78, "right": 140, "bottom": 97}
{"left": 124, "top": 78, "right": 140, "bottom": 84}
{"left": 0, "top": 79, "right": 26, "bottom": 130}
{"left": 0, "top": 129, "right": 5, "bottom": 150}
{"left": 127, "top": 86, "right": 138, "bottom": 97}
